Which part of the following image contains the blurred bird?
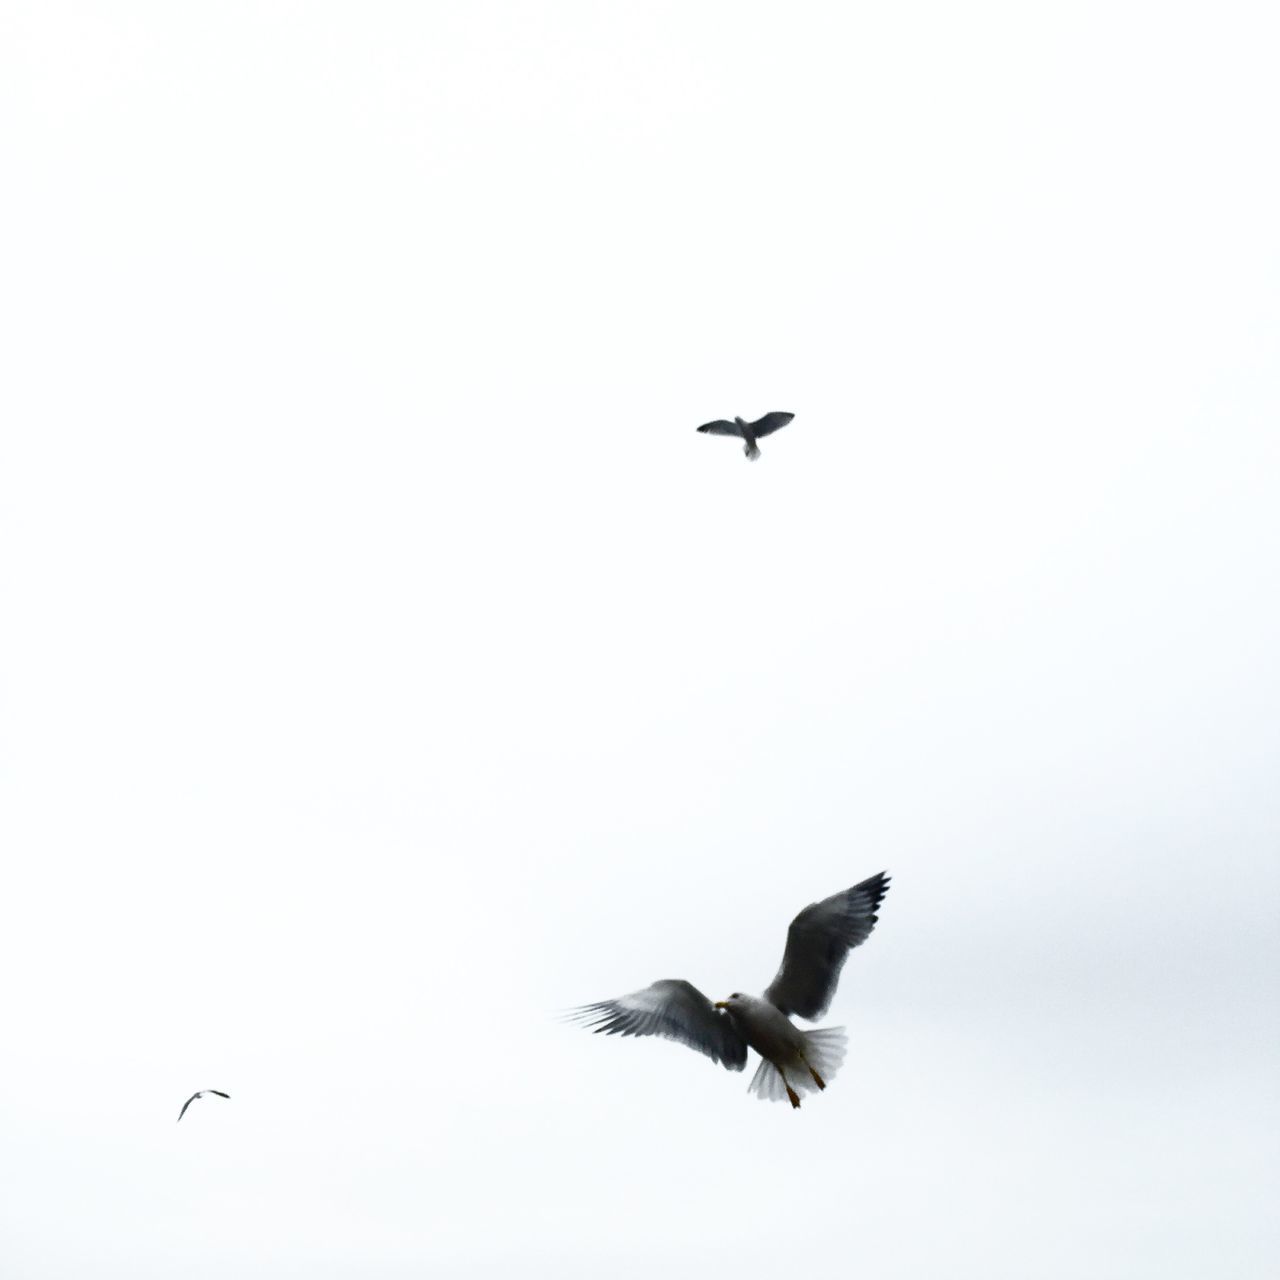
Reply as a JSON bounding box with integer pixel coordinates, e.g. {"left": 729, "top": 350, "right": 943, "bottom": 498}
{"left": 569, "top": 871, "right": 889, "bottom": 1108}
{"left": 177, "top": 1089, "right": 230, "bottom": 1122}
{"left": 696, "top": 411, "right": 795, "bottom": 460}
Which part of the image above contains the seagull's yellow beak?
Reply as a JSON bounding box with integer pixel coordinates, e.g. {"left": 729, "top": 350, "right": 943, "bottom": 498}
{"left": 713, "top": 1000, "right": 728, "bottom": 1010}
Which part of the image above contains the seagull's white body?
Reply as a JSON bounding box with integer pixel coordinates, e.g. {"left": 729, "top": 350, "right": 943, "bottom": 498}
{"left": 720, "top": 992, "right": 806, "bottom": 1061}
{"left": 716, "top": 992, "right": 846, "bottom": 1108}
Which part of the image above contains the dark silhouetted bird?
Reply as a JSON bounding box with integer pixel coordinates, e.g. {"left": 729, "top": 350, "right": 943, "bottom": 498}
{"left": 696, "top": 411, "right": 795, "bottom": 460}
{"left": 177, "top": 1089, "right": 230, "bottom": 1122}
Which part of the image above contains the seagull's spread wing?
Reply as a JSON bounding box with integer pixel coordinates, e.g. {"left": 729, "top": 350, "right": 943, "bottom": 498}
{"left": 208, "top": 1091, "right": 230, "bottom": 1099}
{"left": 763, "top": 872, "right": 890, "bottom": 1020}
{"left": 177, "top": 1093, "right": 200, "bottom": 1123}
{"left": 747, "top": 411, "right": 794, "bottom": 438}
{"left": 569, "top": 978, "right": 748, "bottom": 1070}
{"left": 696, "top": 419, "right": 741, "bottom": 436}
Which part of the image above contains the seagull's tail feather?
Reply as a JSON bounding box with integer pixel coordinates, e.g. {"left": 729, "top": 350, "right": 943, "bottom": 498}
{"left": 801, "top": 1026, "right": 847, "bottom": 1088}
{"left": 743, "top": 439, "right": 761, "bottom": 461}
{"left": 748, "top": 1057, "right": 801, "bottom": 1106}
{"left": 746, "top": 1027, "right": 847, "bottom": 1108}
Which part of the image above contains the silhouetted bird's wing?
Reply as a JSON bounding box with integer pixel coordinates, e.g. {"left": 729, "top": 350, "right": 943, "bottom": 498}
{"left": 568, "top": 978, "right": 748, "bottom": 1069}
{"left": 763, "top": 872, "right": 891, "bottom": 1020}
{"left": 747, "top": 412, "right": 795, "bottom": 438}
{"left": 696, "top": 419, "right": 741, "bottom": 436}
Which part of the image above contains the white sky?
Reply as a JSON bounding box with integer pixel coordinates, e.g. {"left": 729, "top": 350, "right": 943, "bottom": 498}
{"left": 2, "top": 2, "right": 1277, "bottom": 1276}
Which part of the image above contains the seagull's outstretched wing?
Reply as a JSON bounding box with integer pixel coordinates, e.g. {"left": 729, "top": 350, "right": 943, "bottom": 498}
{"left": 763, "top": 872, "right": 891, "bottom": 1020}
{"left": 696, "top": 419, "right": 740, "bottom": 436}
{"left": 177, "top": 1093, "right": 200, "bottom": 1123}
{"left": 207, "top": 1090, "right": 230, "bottom": 1099}
{"left": 569, "top": 978, "right": 748, "bottom": 1070}
{"left": 747, "top": 411, "right": 794, "bottom": 438}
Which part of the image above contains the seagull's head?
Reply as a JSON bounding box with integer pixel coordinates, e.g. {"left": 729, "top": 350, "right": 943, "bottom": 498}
{"left": 714, "top": 993, "right": 744, "bottom": 1011}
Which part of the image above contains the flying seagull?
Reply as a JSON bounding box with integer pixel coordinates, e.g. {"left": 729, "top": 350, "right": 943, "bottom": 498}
{"left": 177, "top": 1089, "right": 230, "bottom": 1123}
{"left": 569, "top": 871, "right": 889, "bottom": 1108}
{"left": 696, "top": 411, "right": 795, "bottom": 460}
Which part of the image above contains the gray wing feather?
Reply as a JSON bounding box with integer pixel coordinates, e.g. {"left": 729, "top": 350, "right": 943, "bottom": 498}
{"left": 177, "top": 1093, "right": 199, "bottom": 1122}
{"left": 569, "top": 978, "right": 747, "bottom": 1070}
{"left": 763, "top": 872, "right": 890, "bottom": 1020}
{"left": 747, "top": 412, "right": 794, "bottom": 438}
{"left": 696, "top": 419, "right": 741, "bottom": 436}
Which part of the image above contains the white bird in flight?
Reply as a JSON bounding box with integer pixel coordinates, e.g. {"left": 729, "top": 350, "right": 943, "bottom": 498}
{"left": 177, "top": 1089, "right": 230, "bottom": 1122}
{"left": 696, "top": 411, "right": 795, "bottom": 460}
{"left": 570, "top": 871, "right": 889, "bottom": 1108}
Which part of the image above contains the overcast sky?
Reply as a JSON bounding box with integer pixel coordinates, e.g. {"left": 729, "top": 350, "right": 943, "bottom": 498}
{"left": 2, "top": 2, "right": 1277, "bottom": 1277}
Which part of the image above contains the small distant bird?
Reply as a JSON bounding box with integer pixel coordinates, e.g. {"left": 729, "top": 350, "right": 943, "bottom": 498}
{"left": 177, "top": 1090, "right": 230, "bottom": 1123}
{"left": 696, "top": 411, "right": 795, "bottom": 460}
{"left": 569, "top": 871, "right": 889, "bottom": 1108}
